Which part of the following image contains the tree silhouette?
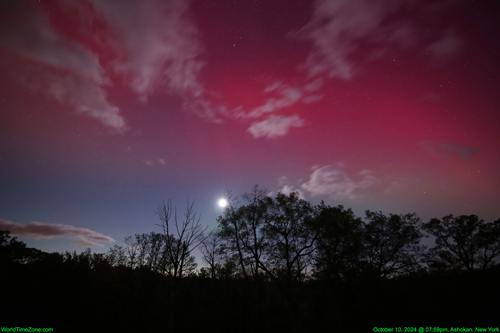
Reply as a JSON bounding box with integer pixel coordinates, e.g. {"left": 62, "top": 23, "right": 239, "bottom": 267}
{"left": 361, "top": 210, "right": 425, "bottom": 278}
{"left": 200, "top": 231, "right": 226, "bottom": 279}
{"left": 217, "top": 190, "right": 252, "bottom": 281}
{"left": 3, "top": 188, "right": 500, "bottom": 331}
{"left": 217, "top": 189, "right": 318, "bottom": 284}
{"left": 423, "top": 214, "right": 500, "bottom": 270}
{"left": 311, "top": 203, "right": 364, "bottom": 282}
{"left": 260, "top": 192, "right": 318, "bottom": 284}
{"left": 155, "top": 198, "right": 208, "bottom": 331}
{"left": 155, "top": 199, "right": 207, "bottom": 279}
{"left": 106, "top": 244, "right": 127, "bottom": 267}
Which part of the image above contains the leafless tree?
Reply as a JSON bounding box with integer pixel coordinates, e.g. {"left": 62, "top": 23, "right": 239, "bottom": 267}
{"left": 155, "top": 198, "right": 208, "bottom": 331}
{"left": 124, "top": 236, "right": 138, "bottom": 269}
{"left": 156, "top": 198, "right": 208, "bottom": 278}
{"left": 105, "top": 244, "right": 127, "bottom": 267}
{"left": 200, "top": 231, "right": 226, "bottom": 279}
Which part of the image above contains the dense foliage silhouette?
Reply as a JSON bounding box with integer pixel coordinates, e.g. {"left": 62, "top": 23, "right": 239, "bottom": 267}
{"left": 2, "top": 188, "right": 499, "bottom": 332}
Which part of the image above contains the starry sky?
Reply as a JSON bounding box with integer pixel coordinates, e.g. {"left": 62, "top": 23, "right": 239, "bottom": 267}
{"left": 1, "top": 0, "right": 499, "bottom": 253}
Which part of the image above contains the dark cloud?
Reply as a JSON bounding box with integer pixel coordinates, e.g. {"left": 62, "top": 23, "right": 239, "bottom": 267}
{"left": 426, "top": 30, "right": 463, "bottom": 60}
{"left": 420, "top": 141, "right": 478, "bottom": 160}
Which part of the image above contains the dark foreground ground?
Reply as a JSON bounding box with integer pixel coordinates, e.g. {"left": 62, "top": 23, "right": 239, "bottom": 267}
{"left": 2, "top": 259, "right": 499, "bottom": 333}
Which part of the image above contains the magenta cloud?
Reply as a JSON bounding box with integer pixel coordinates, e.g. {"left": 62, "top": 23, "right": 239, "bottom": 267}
{"left": 0, "top": 219, "right": 115, "bottom": 247}
{"left": 74, "top": 236, "right": 106, "bottom": 248}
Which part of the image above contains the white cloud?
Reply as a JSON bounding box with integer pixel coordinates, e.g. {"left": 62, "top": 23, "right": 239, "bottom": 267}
{"left": 90, "top": 0, "right": 229, "bottom": 121}
{"left": 232, "top": 80, "right": 325, "bottom": 139}
{"left": 298, "top": 0, "right": 402, "bottom": 80}
{"left": 233, "top": 80, "right": 323, "bottom": 119}
{"left": 143, "top": 158, "right": 167, "bottom": 167}
{"left": 263, "top": 81, "right": 285, "bottom": 93}
{"left": 302, "top": 94, "right": 324, "bottom": 104}
{"left": 247, "top": 115, "right": 304, "bottom": 139}
{"left": 0, "top": 0, "right": 216, "bottom": 128}
{"left": 0, "top": 2, "right": 125, "bottom": 130}
{"left": 246, "top": 86, "right": 303, "bottom": 119}
{"left": 301, "top": 164, "right": 379, "bottom": 199}
{"left": 91, "top": 0, "right": 205, "bottom": 101}
{"left": 297, "top": 0, "right": 464, "bottom": 80}
{"left": 47, "top": 71, "right": 125, "bottom": 130}
{"left": 304, "top": 78, "right": 324, "bottom": 92}
{"left": 269, "top": 178, "right": 306, "bottom": 199}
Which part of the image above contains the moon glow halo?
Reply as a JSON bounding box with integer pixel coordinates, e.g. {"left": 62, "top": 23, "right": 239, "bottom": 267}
{"left": 218, "top": 198, "right": 228, "bottom": 208}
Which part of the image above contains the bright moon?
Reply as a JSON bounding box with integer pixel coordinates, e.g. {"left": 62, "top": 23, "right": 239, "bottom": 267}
{"left": 218, "top": 198, "right": 228, "bottom": 208}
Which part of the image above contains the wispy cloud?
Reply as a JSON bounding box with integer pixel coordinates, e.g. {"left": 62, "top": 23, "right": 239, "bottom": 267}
{"left": 0, "top": 219, "right": 115, "bottom": 247}
{"left": 301, "top": 163, "right": 379, "bottom": 199}
{"left": 234, "top": 81, "right": 325, "bottom": 138}
{"left": 74, "top": 236, "right": 105, "bottom": 247}
{"left": 247, "top": 115, "right": 304, "bottom": 139}
{"left": 426, "top": 29, "right": 463, "bottom": 61}
{"left": 385, "top": 177, "right": 425, "bottom": 194}
{"left": 297, "top": 0, "right": 403, "bottom": 80}
{"left": 278, "top": 164, "right": 426, "bottom": 201}
{"left": 0, "top": 2, "right": 125, "bottom": 131}
{"left": 0, "top": 0, "right": 212, "bottom": 129}
{"left": 91, "top": 0, "right": 205, "bottom": 101}
{"left": 143, "top": 158, "right": 166, "bottom": 167}
{"left": 304, "top": 78, "right": 324, "bottom": 92}
{"left": 246, "top": 86, "right": 303, "bottom": 119}
{"left": 297, "top": 0, "right": 462, "bottom": 80}
{"left": 268, "top": 176, "right": 306, "bottom": 199}
{"left": 420, "top": 141, "right": 478, "bottom": 160}
{"left": 302, "top": 95, "right": 324, "bottom": 104}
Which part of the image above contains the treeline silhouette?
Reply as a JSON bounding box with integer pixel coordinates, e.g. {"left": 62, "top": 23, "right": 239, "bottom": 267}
{"left": 2, "top": 187, "right": 499, "bottom": 332}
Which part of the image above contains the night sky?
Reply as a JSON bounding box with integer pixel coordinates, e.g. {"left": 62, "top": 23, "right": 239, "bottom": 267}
{"left": 1, "top": 0, "right": 499, "bottom": 254}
